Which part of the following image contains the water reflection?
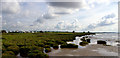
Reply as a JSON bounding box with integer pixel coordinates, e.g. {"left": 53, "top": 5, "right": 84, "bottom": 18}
{"left": 48, "top": 33, "right": 119, "bottom": 56}
{"left": 90, "top": 33, "right": 119, "bottom": 46}
{"left": 43, "top": 48, "right": 46, "bottom": 53}
{"left": 67, "top": 36, "right": 89, "bottom": 48}
{"left": 58, "top": 45, "right": 61, "bottom": 49}
{"left": 67, "top": 33, "right": 119, "bottom": 47}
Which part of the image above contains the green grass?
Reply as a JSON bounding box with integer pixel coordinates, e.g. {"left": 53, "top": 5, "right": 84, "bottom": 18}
{"left": 2, "top": 32, "right": 95, "bottom": 58}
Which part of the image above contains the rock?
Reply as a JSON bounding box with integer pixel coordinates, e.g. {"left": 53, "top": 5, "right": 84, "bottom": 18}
{"left": 117, "top": 44, "right": 120, "bottom": 46}
{"left": 115, "top": 40, "right": 120, "bottom": 43}
{"left": 79, "top": 41, "right": 89, "bottom": 46}
{"left": 86, "top": 39, "right": 90, "bottom": 43}
{"left": 80, "top": 38, "right": 86, "bottom": 42}
{"left": 97, "top": 40, "right": 106, "bottom": 45}
{"left": 61, "top": 44, "right": 78, "bottom": 48}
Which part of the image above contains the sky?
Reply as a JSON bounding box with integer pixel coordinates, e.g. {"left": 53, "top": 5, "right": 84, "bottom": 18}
{"left": 1, "top": 0, "right": 118, "bottom": 32}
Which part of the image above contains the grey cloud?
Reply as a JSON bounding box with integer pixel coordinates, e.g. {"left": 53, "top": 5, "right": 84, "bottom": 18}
{"left": 35, "top": 17, "right": 44, "bottom": 23}
{"left": 83, "top": 17, "right": 116, "bottom": 31}
{"left": 83, "top": 13, "right": 117, "bottom": 31}
{"left": 35, "top": 13, "right": 57, "bottom": 23}
{"left": 97, "top": 20, "right": 115, "bottom": 26}
{"left": 102, "top": 13, "right": 115, "bottom": 19}
{"left": 47, "top": 1, "right": 88, "bottom": 15}
{"left": 54, "top": 12, "right": 70, "bottom": 15}
{"left": 47, "top": 2, "right": 83, "bottom": 9}
{"left": 84, "top": 24, "right": 96, "bottom": 30}
{"left": 55, "top": 22, "right": 64, "bottom": 29}
{"left": 43, "top": 13, "right": 57, "bottom": 19}
{"left": 84, "top": 20, "right": 115, "bottom": 30}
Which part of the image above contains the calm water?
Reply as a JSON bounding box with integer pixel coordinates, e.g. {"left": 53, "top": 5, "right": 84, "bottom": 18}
{"left": 93, "top": 33, "right": 118, "bottom": 40}
{"left": 47, "top": 32, "right": 119, "bottom": 56}
{"left": 89, "top": 32, "right": 119, "bottom": 46}
{"left": 67, "top": 32, "right": 119, "bottom": 46}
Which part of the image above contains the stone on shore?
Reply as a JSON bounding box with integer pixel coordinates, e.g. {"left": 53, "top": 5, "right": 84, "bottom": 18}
{"left": 97, "top": 40, "right": 106, "bottom": 45}
{"left": 86, "top": 39, "right": 91, "bottom": 43}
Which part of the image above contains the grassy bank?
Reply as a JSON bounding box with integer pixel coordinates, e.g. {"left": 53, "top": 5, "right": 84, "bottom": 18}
{"left": 2, "top": 32, "right": 95, "bottom": 58}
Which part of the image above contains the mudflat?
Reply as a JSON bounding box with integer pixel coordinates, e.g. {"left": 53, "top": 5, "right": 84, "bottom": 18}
{"left": 47, "top": 44, "right": 118, "bottom": 56}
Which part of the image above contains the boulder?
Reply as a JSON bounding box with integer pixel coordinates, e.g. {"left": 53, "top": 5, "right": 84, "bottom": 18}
{"left": 80, "top": 38, "right": 86, "bottom": 42}
{"left": 97, "top": 40, "right": 106, "bottom": 45}
{"left": 86, "top": 39, "right": 91, "bottom": 43}
{"left": 61, "top": 44, "right": 78, "bottom": 48}
{"left": 79, "top": 41, "right": 89, "bottom": 46}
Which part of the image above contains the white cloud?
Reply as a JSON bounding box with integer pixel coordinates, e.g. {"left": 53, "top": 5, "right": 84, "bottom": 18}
{"left": 55, "top": 19, "right": 81, "bottom": 30}
{"left": 1, "top": 1, "right": 118, "bottom": 32}
{"left": 86, "top": 0, "right": 118, "bottom": 6}
{"left": 101, "top": 13, "right": 116, "bottom": 19}
{"left": 2, "top": 0, "right": 18, "bottom": 2}
{"left": 2, "top": 2, "right": 20, "bottom": 14}
{"left": 83, "top": 13, "right": 117, "bottom": 31}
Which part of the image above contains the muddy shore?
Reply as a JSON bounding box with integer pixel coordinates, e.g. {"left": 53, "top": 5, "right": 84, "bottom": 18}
{"left": 47, "top": 44, "right": 118, "bottom": 56}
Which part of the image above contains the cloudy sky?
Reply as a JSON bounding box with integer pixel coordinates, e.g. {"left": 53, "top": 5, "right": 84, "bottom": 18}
{"left": 1, "top": 0, "right": 118, "bottom": 32}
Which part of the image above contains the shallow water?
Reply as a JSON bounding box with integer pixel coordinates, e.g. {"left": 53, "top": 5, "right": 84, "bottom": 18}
{"left": 67, "top": 36, "right": 86, "bottom": 48}
{"left": 48, "top": 33, "right": 119, "bottom": 56}
{"left": 93, "top": 33, "right": 118, "bottom": 41}
{"left": 90, "top": 33, "right": 119, "bottom": 46}
{"left": 67, "top": 33, "right": 119, "bottom": 46}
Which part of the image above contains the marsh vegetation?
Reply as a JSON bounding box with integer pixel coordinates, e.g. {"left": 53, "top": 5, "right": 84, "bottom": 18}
{"left": 2, "top": 31, "right": 95, "bottom": 58}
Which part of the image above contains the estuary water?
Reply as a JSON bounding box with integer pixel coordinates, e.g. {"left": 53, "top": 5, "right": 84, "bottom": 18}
{"left": 47, "top": 32, "right": 119, "bottom": 56}
{"left": 89, "top": 32, "right": 119, "bottom": 46}
{"left": 67, "top": 32, "right": 119, "bottom": 47}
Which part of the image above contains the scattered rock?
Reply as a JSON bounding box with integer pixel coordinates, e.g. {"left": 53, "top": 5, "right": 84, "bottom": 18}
{"left": 86, "top": 39, "right": 91, "bottom": 43}
{"left": 97, "top": 40, "right": 106, "bottom": 45}
{"left": 79, "top": 41, "right": 89, "bottom": 46}
{"left": 115, "top": 40, "right": 120, "bottom": 43}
